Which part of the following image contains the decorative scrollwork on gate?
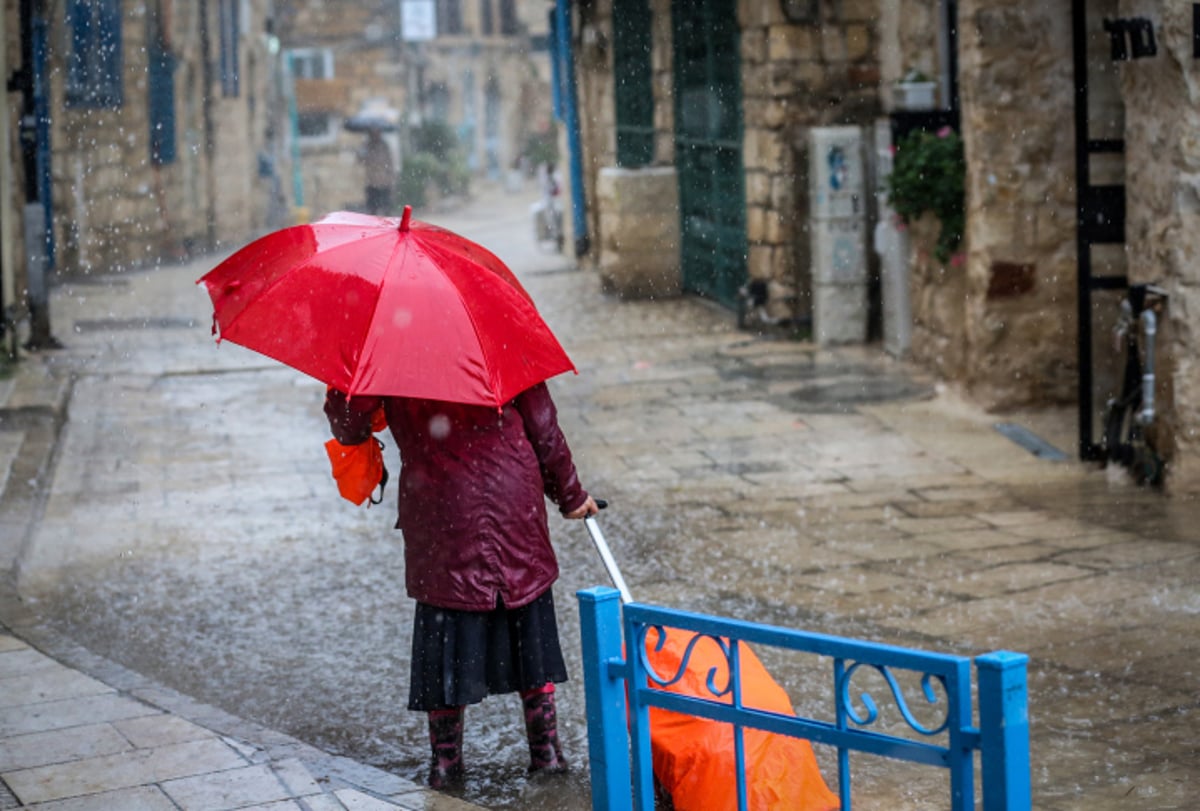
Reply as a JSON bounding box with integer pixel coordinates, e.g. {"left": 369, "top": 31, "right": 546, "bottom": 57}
{"left": 838, "top": 662, "right": 951, "bottom": 736}
{"left": 634, "top": 624, "right": 734, "bottom": 698}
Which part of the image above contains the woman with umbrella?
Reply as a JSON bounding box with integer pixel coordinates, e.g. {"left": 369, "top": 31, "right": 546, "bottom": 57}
{"left": 200, "top": 207, "right": 598, "bottom": 790}
{"left": 325, "top": 384, "right": 598, "bottom": 789}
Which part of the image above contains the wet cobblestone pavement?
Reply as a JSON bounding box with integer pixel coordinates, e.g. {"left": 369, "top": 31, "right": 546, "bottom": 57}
{"left": 1, "top": 184, "right": 1197, "bottom": 809}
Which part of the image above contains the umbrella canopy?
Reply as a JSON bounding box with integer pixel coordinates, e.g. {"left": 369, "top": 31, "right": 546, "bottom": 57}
{"left": 344, "top": 114, "right": 399, "bottom": 133}
{"left": 344, "top": 98, "right": 400, "bottom": 133}
{"left": 198, "top": 207, "right": 576, "bottom": 408}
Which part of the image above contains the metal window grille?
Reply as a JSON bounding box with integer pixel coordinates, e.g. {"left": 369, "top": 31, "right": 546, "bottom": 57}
{"left": 65, "top": 0, "right": 123, "bottom": 109}
{"left": 613, "top": 0, "right": 654, "bottom": 168}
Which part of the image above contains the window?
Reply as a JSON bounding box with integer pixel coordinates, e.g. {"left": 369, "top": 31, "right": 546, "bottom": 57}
{"left": 613, "top": 0, "right": 654, "bottom": 167}
{"left": 288, "top": 48, "right": 339, "bottom": 143}
{"left": 66, "top": 0, "right": 123, "bottom": 109}
{"left": 219, "top": 0, "right": 240, "bottom": 97}
{"left": 290, "top": 48, "right": 333, "bottom": 80}
{"left": 499, "top": 0, "right": 518, "bottom": 35}
{"left": 479, "top": 0, "right": 494, "bottom": 36}
{"left": 438, "top": 0, "right": 463, "bottom": 35}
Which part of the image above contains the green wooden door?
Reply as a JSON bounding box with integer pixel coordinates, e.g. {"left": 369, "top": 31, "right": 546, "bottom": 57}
{"left": 672, "top": 0, "right": 746, "bottom": 308}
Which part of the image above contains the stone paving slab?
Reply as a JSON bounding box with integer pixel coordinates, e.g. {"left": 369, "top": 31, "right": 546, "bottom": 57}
{"left": 1, "top": 184, "right": 1197, "bottom": 809}
{"left": 0, "top": 635, "right": 483, "bottom": 810}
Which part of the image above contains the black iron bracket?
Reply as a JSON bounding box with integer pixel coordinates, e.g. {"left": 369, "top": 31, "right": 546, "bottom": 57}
{"left": 1194, "top": 4, "right": 1200, "bottom": 58}
{"left": 1102, "top": 17, "right": 1157, "bottom": 60}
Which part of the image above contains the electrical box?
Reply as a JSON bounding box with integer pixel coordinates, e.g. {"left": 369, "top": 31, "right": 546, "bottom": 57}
{"left": 809, "top": 126, "right": 867, "bottom": 345}
{"left": 812, "top": 218, "right": 866, "bottom": 286}
{"left": 809, "top": 126, "right": 866, "bottom": 221}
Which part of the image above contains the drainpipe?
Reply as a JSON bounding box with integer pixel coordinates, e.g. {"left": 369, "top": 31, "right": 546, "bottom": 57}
{"left": 0, "top": 5, "right": 13, "bottom": 355}
{"left": 14, "top": 0, "right": 58, "bottom": 349}
{"left": 553, "top": 0, "right": 588, "bottom": 258}
{"left": 1137, "top": 309, "right": 1157, "bottom": 426}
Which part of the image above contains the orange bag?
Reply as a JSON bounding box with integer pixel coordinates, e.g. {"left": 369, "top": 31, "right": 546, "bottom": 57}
{"left": 324, "top": 437, "right": 388, "bottom": 506}
{"left": 644, "top": 627, "right": 839, "bottom": 811}
{"left": 369, "top": 405, "right": 388, "bottom": 433}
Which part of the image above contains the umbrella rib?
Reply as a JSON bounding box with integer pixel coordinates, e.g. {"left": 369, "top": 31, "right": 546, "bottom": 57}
{"left": 348, "top": 232, "right": 411, "bottom": 397}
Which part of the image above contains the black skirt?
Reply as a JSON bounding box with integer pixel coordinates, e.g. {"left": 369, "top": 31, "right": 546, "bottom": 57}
{"left": 407, "top": 588, "right": 568, "bottom": 711}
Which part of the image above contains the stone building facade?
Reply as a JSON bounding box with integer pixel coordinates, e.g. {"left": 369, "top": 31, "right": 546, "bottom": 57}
{"left": 1, "top": 0, "right": 555, "bottom": 349}
{"left": 1116, "top": 1, "right": 1200, "bottom": 492}
{"left": 1, "top": 0, "right": 282, "bottom": 351}
{"left": 47, "top": 1, "right": 282, "bottom": 274}
{"left": 276, "top": 0, "right": 555, "bottom": 219}
{"left": 566, "top": 0, "right": 1200, "bottom": 494}
{"left": 573, "top": 0, "right": 883, "bottom": 317}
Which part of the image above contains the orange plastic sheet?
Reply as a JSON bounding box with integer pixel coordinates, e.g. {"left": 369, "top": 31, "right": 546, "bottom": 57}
{"left": 643, "top": 627, "right": 839, "bottom": 811}
{"left": 324, "top": 437, "right": 385, "bottom": 506}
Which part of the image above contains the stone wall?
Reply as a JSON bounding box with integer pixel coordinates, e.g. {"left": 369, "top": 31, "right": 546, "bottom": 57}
{"left": 47, "top": 1, "right": 279, "bottom": 275}
{"left": 957, "top": 0, "right": 1078, "bottom": 409}
{"left": 1118, "top": 1, "right": 1200, "bottom": 495}
{"left": 573, "top": 0, "right": 618, "bottom": 260}
{"left": 906, "top": 214, "right": 967, "bottom": 380}
{"left": 573, "top": 0, "right": 882, "bottom": 319}
{"left": 742, "top": 0, "right": 881, "bottom": 323}
{"left": 596, "top": 166, "right": 680, "bottom": 298}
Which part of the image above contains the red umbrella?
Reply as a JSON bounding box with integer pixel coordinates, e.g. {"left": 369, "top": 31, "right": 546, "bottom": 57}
{"left": 197, "top": 207, "right": 576, "bottom": 408}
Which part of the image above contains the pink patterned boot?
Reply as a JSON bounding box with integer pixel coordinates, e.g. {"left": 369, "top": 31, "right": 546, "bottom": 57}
{"left": 521, "top": 684, "right": 567, "bottom": 776}
{"left": 427, "top": 707, "right": 465, "bottom": 789}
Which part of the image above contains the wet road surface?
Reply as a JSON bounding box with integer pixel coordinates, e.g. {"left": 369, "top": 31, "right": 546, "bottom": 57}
{"left": 8, "top": 185, "right": 1199, "bottom": 810}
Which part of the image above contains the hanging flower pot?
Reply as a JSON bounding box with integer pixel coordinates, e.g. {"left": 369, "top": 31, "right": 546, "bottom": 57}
{"left": 893, "top": 70, "right": 937, "bottom": 111}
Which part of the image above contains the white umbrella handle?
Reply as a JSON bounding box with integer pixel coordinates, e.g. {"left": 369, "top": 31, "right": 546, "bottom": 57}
{"left": 583, "top": 508, "right": 634, "bottom": 605}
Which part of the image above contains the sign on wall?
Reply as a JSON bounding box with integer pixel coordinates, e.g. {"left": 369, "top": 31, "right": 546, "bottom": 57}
{"left": 401, "top": 0, "right": 436, "bottom": 41}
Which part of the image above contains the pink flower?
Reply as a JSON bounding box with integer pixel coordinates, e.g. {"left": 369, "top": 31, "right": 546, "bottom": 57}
{"left": 889, "top": 144, "right": 897, "bottom": 156}
{"left": 936, "top": 126, "right": 953, "bottom": 138}
{"left": 950, "top": 252, "right": 965, "bottom": 268}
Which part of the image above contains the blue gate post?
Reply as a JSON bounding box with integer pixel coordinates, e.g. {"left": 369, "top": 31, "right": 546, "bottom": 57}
{"left": 976, "top": 651, "right": 1031, "bottom": 811}
{"left": 578, "top": 587, "right": 630, "bottom": 811}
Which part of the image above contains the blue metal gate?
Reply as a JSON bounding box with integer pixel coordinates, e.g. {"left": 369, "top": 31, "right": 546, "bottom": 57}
{"left": 579, "top": 587, "right": 1031, "bottom": 811}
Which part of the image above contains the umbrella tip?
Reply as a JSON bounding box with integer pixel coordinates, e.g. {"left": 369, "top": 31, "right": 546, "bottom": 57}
{"left": 399, "top": 206, "right": 412, "bottom": 232}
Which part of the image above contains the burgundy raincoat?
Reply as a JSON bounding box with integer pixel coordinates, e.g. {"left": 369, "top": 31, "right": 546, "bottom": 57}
{"left": 325, "top": 384, "right": 588, "bottom": 612}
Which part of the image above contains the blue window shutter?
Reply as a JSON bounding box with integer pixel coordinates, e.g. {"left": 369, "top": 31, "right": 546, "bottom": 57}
{"left": 66, "top": 0, "right": 124, "bottom": 109}
{"left": 148, "top": 42, "right": 176, "bottom": 164}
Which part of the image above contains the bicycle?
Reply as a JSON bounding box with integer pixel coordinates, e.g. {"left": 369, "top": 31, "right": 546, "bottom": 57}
{"left": 1101, "top": 282, "right": 1169, "bottom": 485}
